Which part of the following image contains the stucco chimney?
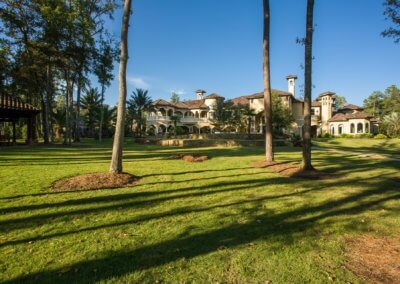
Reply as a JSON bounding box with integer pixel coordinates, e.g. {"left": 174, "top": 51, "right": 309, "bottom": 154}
{"left": 196, "top": 89, "right": 206, "bottom": 100}
{"left": 286, "top": 75, "right": 297, "bottom": 96}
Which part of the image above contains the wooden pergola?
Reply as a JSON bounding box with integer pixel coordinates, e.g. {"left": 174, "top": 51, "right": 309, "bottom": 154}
{"left": 0, "top": 93, "right": 40, "bottom": 144}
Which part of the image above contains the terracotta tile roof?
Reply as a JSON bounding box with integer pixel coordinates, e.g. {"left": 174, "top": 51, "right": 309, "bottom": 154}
{"left": 180, "top": 99, "right": 208, "bottom": 109}
{"left": 346, "top": 112, "right": 373, "bottom": 119}
{"left": 229, "top": 96, "right": 249, "bottom": 106}
{"left": 151, "top": 99, "right": 173, "bottom": 107}
{"left": 328, "top": 111, "right": 374, "bottom": 122}
{"left": 205, "top": 93, "right": 225, "bottom": 99}
{"left": 173, "top": 102, "right": 189, "bottom": 109}
{"left": 292, "top": 97, "right": 304, "bottom": 103}
{"left": 328, "top": 113, "right": 348, "bottom": 122}
{"left": 339, "top": 104, "right": 364, "bottom": 111}
{"left": 312, "top": 100, "right": 321, "bottom": 107}
{"left": 245, "top": 89, "right": 293, "bottom": 99}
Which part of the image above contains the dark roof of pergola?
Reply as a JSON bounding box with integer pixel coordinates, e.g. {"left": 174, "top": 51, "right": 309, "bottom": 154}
{"left": 0, "top": 93, "right": 40, "bottom": 121}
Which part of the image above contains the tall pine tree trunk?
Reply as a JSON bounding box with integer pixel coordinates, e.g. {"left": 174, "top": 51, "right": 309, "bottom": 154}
{"left": 64, "top": 75, "right": 69, "bottom": 145}
{"left": 263, "top": 0, "right": 274, "bottom": 163}
{"left": 68, "top": 80, "right": 74, "bottom": 145}
{"left": 40, "top": 91, "right": 49, "bottom": 144}
{"left": 45, "top": 64, "right": 52, "bottom": 143}
{"left": 99, "top": 83, "right": 105, "bottom": 142}
{"left": 301, "top": 0, "right": 315, "bottom": 170}
{"left": 110, "top": 0, "right": 133, "bottom": 174}
{"left": 75, "top": 73, "right": 82, "bottom": 142}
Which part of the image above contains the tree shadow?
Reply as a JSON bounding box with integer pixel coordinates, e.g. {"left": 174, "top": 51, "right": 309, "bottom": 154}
{"left": 5, "top": 178, "right": 399, "bottom": 283}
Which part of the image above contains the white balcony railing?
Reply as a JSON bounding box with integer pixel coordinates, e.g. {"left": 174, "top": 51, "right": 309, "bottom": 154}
{"left": 147, "top": 115, "right": 170, "bottom": 122}
{"left": 147, "top": 115, "right": 208, "bottom": 123}
{"left": 181, "top": 117, "right": 208, "bottom": 123}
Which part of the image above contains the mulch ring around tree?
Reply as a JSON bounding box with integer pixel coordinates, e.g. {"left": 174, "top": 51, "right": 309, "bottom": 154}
{"left": 168, "top": 154, "right": 209, "bottom": 163}
{"left": 345, "top": 234, "right": 400, "bottom": 283}
{"left": 250, "top": 161, "right": 336, "bottom": 180}
{"left": 52, "top": 172, "right": 139, "bottom": 191}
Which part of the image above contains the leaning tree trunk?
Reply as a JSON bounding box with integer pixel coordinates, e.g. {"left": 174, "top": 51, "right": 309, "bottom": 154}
{"left": 110, "top": 0, "right": 133, "bottom": 174}
{"left": 99, "top": 83, "right": 105, "bottom": 142}
{"left": 263, "top": 0, "right": 274, "bottom": 163}
{"left": 301, "top": 0, "right": 315, "bottom": 171}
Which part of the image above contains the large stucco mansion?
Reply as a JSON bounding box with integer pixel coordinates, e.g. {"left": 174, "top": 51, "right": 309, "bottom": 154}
{"left": 146, "top": 75, "right": 379, "bottom": 136}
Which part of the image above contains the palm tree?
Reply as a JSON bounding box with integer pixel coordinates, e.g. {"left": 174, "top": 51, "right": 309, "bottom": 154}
{"left": 99, "top": 105, "right": 117, "bottom": 138}
{"left": 170, "top": 115, "right": 181, "bottom": 137}
{"left": 129, "top": 88, "right": 152, "bottom": 137}
{"left": 241, "top": 106, "right": 256, "bottom": 139}
{"left": 263, "top": 0, "right": 274, "bottom": 163}
{"left": 383, "top": 112, "right": 400, "bottom": 137}
{"left": 110, "top": 0, "right": 133, "bottom": 174}
{"left": 126, "top": 99, "right": 138, "bottom": 136}
{"left": 94, "top": 37, "right": 117, "bottom": 142}
{"left": 52, "top": 107, "right": 66, "bottom": 141}
{"left": 81, "top": 88, "right": 102, "bottom": 137}
{"left": 301, "top": 0, "right": 315, "bottom": 171}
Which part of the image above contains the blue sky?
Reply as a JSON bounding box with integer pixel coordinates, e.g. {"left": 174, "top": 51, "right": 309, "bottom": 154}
{"left": 96, "top": 0, "right": 400, "bottom": 106}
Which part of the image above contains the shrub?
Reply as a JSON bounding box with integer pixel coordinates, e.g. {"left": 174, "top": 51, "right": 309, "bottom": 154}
{"left": 291, "top": 133, "right": 302, "bottom": 147}
{"left": 320, "top": 133, "right": 332, "bottom": 139}
{"left": 3, "top": 125, "right": 12, "bottom": 141}
{"left": 356, "top": 133, "right": 374, "bottom": 138}
{"left": 374, "top": 133, "right": 388, "bottom": 139}
{"left": 175, "top": 126, "right": 185, "bottom": 136}
{"left": 339, "top": 134, "right": 353, "bottom": 138}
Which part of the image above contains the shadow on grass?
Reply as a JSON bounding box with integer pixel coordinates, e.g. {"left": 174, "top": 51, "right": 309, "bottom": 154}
{"left": 5, "top": 178, "right": 399, "bottom": 283}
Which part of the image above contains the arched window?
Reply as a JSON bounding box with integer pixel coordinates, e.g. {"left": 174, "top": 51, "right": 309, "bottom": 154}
{"left": 365, "top": 123, "right": 369, "bottom": 133}
{"left": 338, "top": 124, "right": 343, "bottom": 135}
{"left": 350, "top": 123, "right": 355, "bottom": 133}
{"left": 357, "top": 123, "right": 363, "bottom": 133}
{"left": 330, "top": 125, "right": 335, "bottom": 135}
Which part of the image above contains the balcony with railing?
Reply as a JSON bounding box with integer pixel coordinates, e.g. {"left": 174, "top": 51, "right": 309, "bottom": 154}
{"left": 147, "top": 115, "right": 208, "bottom": 123}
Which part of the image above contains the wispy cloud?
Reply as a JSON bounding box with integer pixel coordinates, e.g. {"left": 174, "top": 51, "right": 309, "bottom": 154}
{"left": 127, "top": 76, "right": 151, "bottom": 89}
{"left": 170, "top": 89, "right": 186, "bottom": 96}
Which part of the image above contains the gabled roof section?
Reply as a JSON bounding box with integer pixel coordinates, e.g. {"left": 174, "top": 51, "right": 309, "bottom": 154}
{"left": 312, "top": 100, "right": 321, "bottom": 107}
{"left": 328, "top": 111, "right": 374, "bottom": 122}
{"left": 245, "top": 89, "right": 293, "bottom": 100}
{"left": 182, "top": 99, "right": 208, "bottom": 109}
{"left": 229, "top": 96, "right": 249, "bottom": 107}
{"left": 151, "top": 99, "right": 173, "bottom": 107}
{"left": 339, "top": 104, "right": 364, "bottom": 111}
{"left": 328, "top": 113, "right": 348, "bottom": 122}
{"left": 205, "top": 93, "right": 225, "bottom": 99}
{"left": 173, "top": 102, "right": 189, "bottom": 109}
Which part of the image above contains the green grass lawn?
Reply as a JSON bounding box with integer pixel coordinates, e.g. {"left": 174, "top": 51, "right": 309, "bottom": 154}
{"left": 313, "top": 138, "right": 400, "bottom": 159}
{"left": 0, "top": 139, "right": 399, "bottom": 283}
